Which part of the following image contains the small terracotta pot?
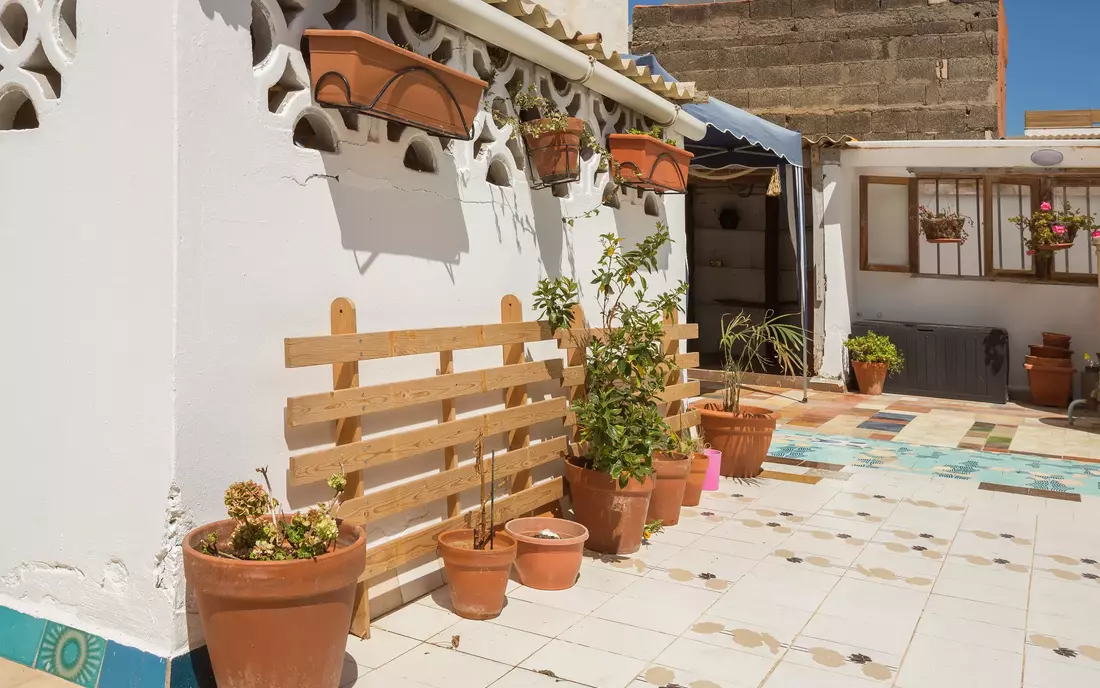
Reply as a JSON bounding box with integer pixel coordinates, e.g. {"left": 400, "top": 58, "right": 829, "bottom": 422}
{"left": 1029, "top": 344, "right": 1073, "bottom": 359}
{"left": 183, "top": 519, "right": 366, "bottom": 688}
{"left": 438, "top": 529, "right": 516, "bottom": 620}
{"left": 524, "top": 117, "right": 584, "bottom": 184}
{"left": 1025, "top": 355, "right": 1072, "bottom": 368}
{"left": 305, "top": 29, "right": 487, "bottom": 139}
{"left": 505, "top": 517, "right": 588, "bottom": 591}
{"left": 694, "top": 402, "right": 777, "bottom": 479}
{"left": 564, "top": 459, "right": 655, "bottom": 555}
{"left": 647, "top": 452, "right": 691, "bottom": 525}
{"left": 1042, "top": 332, "right": 1072, "bottom": 349}
{"left": 681, "top": 452, "right": 709, "bottom": 507}
{"left": 852, "top": 361, "right": 888, "bottom": 395}
{"left": 608, "top": 133, "right": 693, "bottom": 193}
{"left": 1025, "top": 363, "right": 1075, "bottom": 408}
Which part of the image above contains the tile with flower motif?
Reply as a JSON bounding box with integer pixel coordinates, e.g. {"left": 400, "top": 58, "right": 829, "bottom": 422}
{"left": 33, "top": 623, "right": 106, "bottom": 688}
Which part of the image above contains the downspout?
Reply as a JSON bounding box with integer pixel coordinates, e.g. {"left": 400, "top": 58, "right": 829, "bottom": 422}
{"left": 399, "top": 0, "right": 709, "bottom": 141}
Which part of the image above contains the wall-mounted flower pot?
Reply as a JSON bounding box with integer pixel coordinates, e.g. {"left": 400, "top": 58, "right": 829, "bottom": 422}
{"left": 1042, "top": 332, "right": 1072, "bottom": 349}
{"left": 609, "top": 134, "right": 693, "bottom": 193}
{"left": 1029, "top": 344, "right": 1072, "bottom": 359}
{"left": 1025, "top": 363, "right": 1074, "bottom": 407}
{"left": 852, "top": 361, "right": 888, "bottom": 395}
{"left": 694, "top": 402, "right": 776, "bottom": 479}
{"left": 437, "top": 529, "right": 516, "bottom": 620}
{"left": 564, "top": 458, "right": 654, "bottom": 554}
{"left": 647, "top": 452, "right": 690, "bottom": 526}
{"left": 920, "top": 217, "right": 966, "bottom": 244}
{"left": 524, "top": 117, "right": 584, "bottom": 186}
{"left": 305, "top": 29, "right": 487, "bottom": 140}
{"left": 505, "top": 517, "right": 588, "bottom": 591}
{"left": 183, "top": 518, "right": 365, "bottom": 688}
{"left": 681, "top": 452, "right": 709, "bottom": 507}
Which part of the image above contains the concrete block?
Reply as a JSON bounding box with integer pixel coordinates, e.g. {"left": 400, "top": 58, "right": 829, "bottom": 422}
{"left": 897, "top": 58, "right": 938, "bottom": 82}
{"left": 907, "top": 107, "right": 968, "bottom": 134}
{"left": 787, "top": 113, "right": 829, "bottom": 134}
{"left": 871, "top": 109, "right": 912, "bottom": 133}
{"left": 750, "top": 88, "right": 792, "bottom": 109}
{"left": 794, "top": 0, "right": 837, "bottom": 18}
{"left": 934, "top": 80, "right": 995, "bottom": 105}
{"left": 864, "top": 131, "right": 909, "bottom": 141}
{"left": 836, "top": 0, "right": 880, "bottom": 13}
{"left": 791, "top": 85, "right": 878, "bottom": 108}
{"left": 749, "top": 0, "right": 794, "bottom": 20}
{"left": 669, "top": 4, "right": 709, "bottom": 24}
{"left": 879, "top": 82, "right": 930, "bottom": 106}
{"left": 881, "top": 0, "right": 929, "bottom": 9}
{"left": 827, "top": 111, "right": 873, "bottom": 135}
{"left": 942, "top": 32, "right": 994, "bottom": 58}
{"left": 948, "top": 56, "right": 997, "bottom": 80}
{"left": 713, "top": 89, "right": 752, "bottom": 108}
{"left": 968, "top": 17, "right": 1000, "bottom": 31}
{"left": 757, "top": 111, "right": 790, "bottom": 127}
{"left": 966, "top": 104, "right": 998, "bottom": 128}
{"left": 832, "top": 38, "right": 888, "bottom": 61}
{"left": 895, "top": 34, "right": 942, "bottom": 59}
{"left": 845, "top": 61, "right": 898, "bottom": 85}
{"left": 788, "top": 41, "right": 830, "bottom": 65}
{"left": 710, "top": 1, "right": 751, "bottom": 21}
{"left": 800, "top": 63, "right": 844, "bottom": 87}
{"left": 632, "top": 6, "right": 670, "bottom": 28}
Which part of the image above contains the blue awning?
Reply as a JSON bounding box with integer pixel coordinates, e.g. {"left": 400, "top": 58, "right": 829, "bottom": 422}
{"left": 630, "top": 54, "right": 803, "bottom": 168}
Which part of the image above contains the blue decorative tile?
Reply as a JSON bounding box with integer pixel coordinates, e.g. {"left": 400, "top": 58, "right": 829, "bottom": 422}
{"left": 169, "top": 646, "right": 216, "bottom": 688}
{"left": 98, "top": 640, "right": 168, "bottom": 688}
{"left": 34, "top": 621, "right": 106, "bottom": 687}
{"left": 0, "top": 606, "right": 46, "bottom": 665}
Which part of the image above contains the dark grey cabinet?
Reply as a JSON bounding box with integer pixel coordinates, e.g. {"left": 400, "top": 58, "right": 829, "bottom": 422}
{"left": 851, "top": 320, "right": 1009, "bottom": 404}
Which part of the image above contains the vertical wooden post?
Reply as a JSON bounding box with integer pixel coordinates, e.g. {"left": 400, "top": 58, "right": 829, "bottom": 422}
{"left": 440, "top": 349, "right": 459, "bottom": 518}
{"left": 565, "top": 304, "right": 587, "bottom": 446}
{"left": 663, "top": 309, "right": 682, "bottom": 422}
{"left": 331, "top": 298, "right": 371, "bottom": 639}
{"left": 501, "top": 295, "right": 531, "bottom": 495}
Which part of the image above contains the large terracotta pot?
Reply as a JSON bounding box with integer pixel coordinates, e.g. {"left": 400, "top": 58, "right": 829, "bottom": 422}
{"left": 1025, "top": 355, "right": 1072, "bottom": 368}
{"left": 681, "top": 452, "right": 709, "bottom": 507}
{"left": 852, "top": 361, "right": 888, "bottom": 395}
{"left": 1042, "top": 332, "right": 1072, "bottom": 349}
{"left": 564, "top": 459, "right": 655, "bottom": 555}
{"left": 1029, "top": 344, "right": 1073, "bottom": 359}
{"left": 694, "top": 401, "right": 776, "bottom": 479}
{"left": 305, "top": 29, "right": 487, "bottom": 139}
{"left": 183, "top": 519, "right": 366, "bottom": 688}
{"left": 437, "top": 529, "right": 516, "bottom": 620}
{"left": 647, "top": 453, "right": 691, "bottom": 525}
{"left": 608, "top": 133, "right": 693, "bottom": 193}
{"left": 524, "top": 117, "right": 584, "bottom": 184}
{"left": 505, "top": 517, "right": 588, "bottom": 591}
{"left": 1025, "top": 363, "right": 1075, "bottom": 408}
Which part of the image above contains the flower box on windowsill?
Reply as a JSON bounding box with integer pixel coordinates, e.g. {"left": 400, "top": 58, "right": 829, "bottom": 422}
{"left": 609, "top": 134, "right": 692, "bottom": 194}
{"left": 304, "top": 29, "right": 487, "bottom": 140}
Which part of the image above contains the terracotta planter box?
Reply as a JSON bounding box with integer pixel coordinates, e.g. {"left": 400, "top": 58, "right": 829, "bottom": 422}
{"left": 609, "top": 133, "right": 693, "bottom": 193}
{"left": 305, "top": 29, "right": 487, "bottom": 140}
{"left": 693, "top": 401, "right": 776, "bottom": 479}
{"left": 524, "top": 117, "right": 584, "bottom": 185}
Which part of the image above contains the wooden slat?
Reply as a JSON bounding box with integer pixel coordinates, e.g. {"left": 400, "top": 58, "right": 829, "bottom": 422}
{"left": 285, "top": 321, "right": 554, "bottom": 368}
{"left": 440, "top": 349, "right": 459, "bottom": 518}
{"left": 501, "top": 296, "right": 533, "bottom": 497}
{"left": 657, "top": 381, "right": 701, "bottom": 405}
{"left": 563, "top": 352, "right": 700, "bottom": 388}
{"left": 555, "top": 323, "right": 699, "bottom": 349}
{"left": 666, "top": 409, "right": 701, "bottom": 432}
{"left": 286, "top": 360, "right": 564, "bottom": 426}
{"left": 663, "top": 311, "right": 683, "bottom": 418}
{"left": 336, "top": 437, "right": 567, "bottom": 525}
{"left": 289, "top": 397, "right": 568, "bottom": 486}
{"left": 360, "top": 478, "right": 564, "bottom": 580}
{"left": 1025, "top": 109, "right": 1096, "bottom": 129}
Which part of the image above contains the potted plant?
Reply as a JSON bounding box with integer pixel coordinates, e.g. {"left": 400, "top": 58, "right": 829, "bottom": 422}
{"left": 845, "top": 331, "right": 904, "bottom": 395}
{"left": 493, "top": 85, "right": 602, "bottom": 186}
{"left": 1011, "top": 201, "right": 1099, "bottom": 279}
{"left": 504, "top": 517, "right": 588, "bottom": 591}
{"left": 305, "top": 29, "right": 487, "bottom": 139}
{"left": 183, "top": 468, "right": 365, "bottom": 688}
{"left": 437, "top": 433, "right": 516, "bottom": 619}
{"left": 534, "top": 224, "right": 687, "bottom": 554}
{"left": 918, "top": 205, "right": 969, "bottom": 244}
{"left": 609, "top": 126, "right": 693, "bottom": 193}
{"left": 693, "top": 311, "right": 803, "bottom": 479}
{"left": 648, "top": 441, "right": 690, "bottom": 527}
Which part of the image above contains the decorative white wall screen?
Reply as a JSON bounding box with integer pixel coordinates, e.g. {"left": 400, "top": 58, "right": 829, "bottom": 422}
{"left": 0, "top": 0, "right": 76, "bottom": 130}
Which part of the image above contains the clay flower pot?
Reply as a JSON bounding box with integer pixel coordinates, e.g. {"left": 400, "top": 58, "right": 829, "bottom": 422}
{"left": 505, "top": 517, "right": 588, "bottom": 591}
{"left": 1042, "top": 332, "right": 1072, "bottom": 349}
{"left": 564, "top": 458, "right": 655, "bottom": 555}
{"left": 852, "top": 361, "right": 888, "bottom": 395}
{"left": 608, "top": 133, "right": 693, "bottom": 193}
{"left": 694, "top": 402, "right": 777, "bottom": 479}
{"left": 437, "top": 529, "right": 517, "bottom": 620}
{"left": 183, "top": 519, "right": 366, "bottom": 688}
{"left": 1029, "top": 344, "right": 1073, "bottom": 359}
{"left": 1025, "top": 363, "right": 1075, "bottom": 408}
{"left": 305, "top": 29, "right": 487, "bottom": 139}
{"left": 1025, "top": 355, "right": 1071, "bottom": 368}
{"left": 681, "top": 452, "right": 709, "bottom": 507}
{"left": 524, "top": 117, "right": 584, "bottom": 184}
{"left": 647, "top": 452, "right": 691, "bottom": 525}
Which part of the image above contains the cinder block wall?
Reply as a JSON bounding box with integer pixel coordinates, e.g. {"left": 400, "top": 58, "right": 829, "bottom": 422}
{"left": 632, "top": 0, "right": 1005, "bottom": 140}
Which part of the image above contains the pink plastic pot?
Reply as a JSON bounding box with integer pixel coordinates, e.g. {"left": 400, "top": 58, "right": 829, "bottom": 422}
{"left": 703, "top": 449, "right": 722, "bottom": 491}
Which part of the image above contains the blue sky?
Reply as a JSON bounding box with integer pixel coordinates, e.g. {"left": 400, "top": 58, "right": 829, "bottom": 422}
{"left": 628, "top": 0, "right": 1099, "bottom": 135}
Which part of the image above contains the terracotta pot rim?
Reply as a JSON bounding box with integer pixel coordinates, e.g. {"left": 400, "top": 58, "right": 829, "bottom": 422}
{"left": 304, "top": 28, "right": 488, "bottom": 88}
{"left": 692, "top": 401, "right": 776, "bottom": 420}
{"left": 1035, "top": 243, "right": 1074, "bottom": 251}
{"left": 183, "top": 517, "right": 365, "bottom": 570}
{"left": 1024, "top": 363, "right": 1076, "bottom": 374}
{"left": 852, "top": 360, "right": 888, "bottom": 368}
{"left": 505, "top": 518, "right": 589, "bottom": 547}
{"left": 1042, "top": 331, "right": 1070, "bottom": 338}
{"left": 608, "top": 132, "right": 694, "bottom": 160}
{"left": 438, "top": 528, "right": 518, "bottom": 554}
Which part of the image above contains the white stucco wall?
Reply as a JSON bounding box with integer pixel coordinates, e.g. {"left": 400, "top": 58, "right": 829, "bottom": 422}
{"left": 0, "top": 0, "right": 179, "bottom": 655}
{"left": 820, "top": 141, "right": 1100, "bottom": 393}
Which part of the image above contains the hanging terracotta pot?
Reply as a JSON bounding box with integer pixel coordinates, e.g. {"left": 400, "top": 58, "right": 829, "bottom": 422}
{"left": 1042, "top": 332, "right": 1072, "bottom": 349}
{"left": 681, "top": 452, "right": 709, "bottom": 507}
{"left": 524, "top": 117, "right": 584, "bottom": 185}
{"left": 852, "top": 361, "right": 888, "bottom": 395}
{"left": 647, "top": 452, "right": 691, "bottom": 525}
{"left": 305, "top": 29, "right": 487, "bottom": 139}
{"left": 1029, "top": 344, "right": 1073, "bottom": 359}
{"left": 505, "top": 517, "right": 588, "bottom": 591}
{"left": 1025, "top": 363, "right": 1075, "bottom": 408}
{"left": 183, "top": 518, "right": 366, "bottom": 688}
{"left": 694, "top": 402, "right": 776, "bottom": 479}
{"left": 564, "top": 458, "right": 654, "bottom": 555}
{"left": 608, "top": 134, "right": 693, "bottom": 193}
{"left": 437, "top": 529, "right": 516, "bottom": 620}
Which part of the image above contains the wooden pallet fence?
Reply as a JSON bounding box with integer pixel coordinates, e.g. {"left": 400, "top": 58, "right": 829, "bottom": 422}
{"left": 284, "top": 296, "right": 568, "bottom": 638}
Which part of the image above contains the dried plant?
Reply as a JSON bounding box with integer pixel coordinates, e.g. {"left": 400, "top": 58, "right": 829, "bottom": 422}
{"left": 472, "top": 431, "right": 496, "bottom": 551}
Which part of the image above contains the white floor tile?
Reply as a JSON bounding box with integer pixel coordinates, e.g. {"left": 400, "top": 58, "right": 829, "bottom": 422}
{"left": 375, "top": 603, "right": 462, "bottom": 641}
{"left": 763, "top": 661, "right": 888, "bottom": 687}
{"left": 487, "top": 597, "right": 583, "bottom": 638}
{"left": 489, "top": 668, "right": 590, "bottom": 688}
{"left": 800, "top": 611, "right": 919, "bottom": 656}
{"left": 428, "top": 618, "right": 550, "bottom": 666}
{"left": 915, "top": 612, "right": 1025, "bottom": 653}
{"left": 520, "top": 639, "right": 647, "bottom": 688}
{"left": 816, "top": 578, "right": 929, "bottom": 626}
{"left": 894, "top": 633, "right": 1022, "bottom": 688}
{"left": 681, "top": 614, "right": 788, "bottom": 660}
{"left": 573, "top": 566, "right": 639, "bottom": 594}
{"left": 590, "top": 589, "right": 717, "bottom": 636}
{"left": 922, "top": 593, "right": 1027, "bottom": 629}
{"left": 509, "top": 583, "right": 614, "bottom": 615}
{"left": 559, "top": 616, "right": 676, "bottom": 662}
{"left": 368, "top": 644, "right": 511, "bottom": 688}
{"left": 346, "top": 628, "right": 420, "bottom": 668}
{"left": 632, "top": 665, "right": 744, "bottom": 688}
{"left": 718, "top": 561, "right": 841, "bottom": 613}
{"left": 1024, "top": 655, "right": 1100, "bottom": 687}
{"left": 655, "top": 637, "right": 778, "bottom": 688}
{"left": 704, "top": 595, "right": 813, "bottom": 640}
